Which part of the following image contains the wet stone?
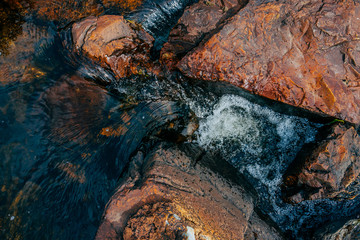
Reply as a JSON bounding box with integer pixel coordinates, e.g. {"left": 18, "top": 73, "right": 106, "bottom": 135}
{"left": 178, "top": 0, "right": 360, "bottom": 123}
{"left": 160, "top": 0, "right": 247, "bottom": 70}
{"left": 72, "top": 15, "right": 159, "bottom": 79}
{"left": 282, "top": 123, "right": 360, "bottom": 203}
{"left": 122, "top": 202, "right": 187, "bottom": 240}
{"left": 96, "top": 143, "right": 282, "bottom": 240}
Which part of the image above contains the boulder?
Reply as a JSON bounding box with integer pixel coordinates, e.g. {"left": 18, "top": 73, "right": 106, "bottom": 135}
{"left": 282, "top": 123, "right": 360, "bottom": 203}
{"left": 160, "top": 0, "right": 247, "bottom": 69}
{"left": 72, "top": 15, "right": 159, "bottom": 79}
{"left": 96, "top": 144, "right": 282, "bottom": 240}
{"left": 178, "top": 0, "right": 360, "bottom": 123}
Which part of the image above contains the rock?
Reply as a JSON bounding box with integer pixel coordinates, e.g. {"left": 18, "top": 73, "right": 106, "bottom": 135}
{"left": 160, "top": 0, "right": 246, "bottom": 69}
{"left": 314, "top": 219, "right": 360, "bottom": 240}
{"left": 96, "top": 144, "right": 282, "bottom": 240}
{"left": 0, "top": 0, "right": 28, "bottom": 55}
{"left": 0, "top": 22, "right": 52, "bottom": 85}
{"left": 244, "top": 213, "right": 283, "bottom": 240}
{"left": 72, "top": 15, "right": 159, "bottom": 79}
{"left": 282, "top": 123, "right": 360, "bottom": 203}
{"left": 33, "top": 0, "right": 144, "bottom": 24}
{"left": 177, "top": 0, "right": 360, "bottom": 124}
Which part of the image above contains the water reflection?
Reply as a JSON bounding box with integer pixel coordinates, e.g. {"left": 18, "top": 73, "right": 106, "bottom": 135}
{"left": 1, "top": 67, "right": 192, "bottom": 239}
{"left": 1, "top": 74, "right": 115, "bottom": 239}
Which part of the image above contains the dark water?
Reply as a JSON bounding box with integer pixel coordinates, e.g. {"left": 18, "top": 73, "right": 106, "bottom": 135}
{"left": 1, "top": 0, "right": 359, "bottom": 239}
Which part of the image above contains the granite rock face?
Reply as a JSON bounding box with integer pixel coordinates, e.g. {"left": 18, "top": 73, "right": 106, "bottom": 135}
{"left": 282, "top": 123, "right": 360, "bottom": 203}
{"left": 96, "top": 144, "right": 281, "bottom": 240}
{"left": 72, "top": 15, "right": 159, "bottom": 79}
{"left": 160, "top": 0, "right": 247, "bottom": 69}
{"left": 178, "top": 0, "right": 360, "bottom": 123}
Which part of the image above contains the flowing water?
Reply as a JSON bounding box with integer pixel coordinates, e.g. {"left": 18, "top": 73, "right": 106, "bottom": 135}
{"left": 1, "top": 0, "right": 360, "bottom": 239}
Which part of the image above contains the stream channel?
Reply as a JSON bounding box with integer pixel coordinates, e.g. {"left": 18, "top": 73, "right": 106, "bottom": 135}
{"left": 1, "top": 0, "right": 360, "bottom": 239}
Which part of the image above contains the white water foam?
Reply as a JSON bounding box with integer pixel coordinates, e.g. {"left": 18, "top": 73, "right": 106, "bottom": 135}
{"left": 194, "top": 94, "right": 326, "bottom": 236}
{"left": 195, "top": 95, "right": 317, "bottom": 161}
{"left": 195, "top": 94, "right": 320, "bottom": 194}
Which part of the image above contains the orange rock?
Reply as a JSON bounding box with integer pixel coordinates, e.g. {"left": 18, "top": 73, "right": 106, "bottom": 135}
{"left": 282, "top": 123, "right": 360, "bottom": 203}
{"left": 96, "top": 144, "right": 281, "bottom": 240}
{"left": 72, "top": 15, "right": 159, "bottom": 79}
{"left": 178, "top": 0, "right": 360, "bottom": 123}
{"left": 160, "top": 0, "right": 247, "bottom": 70}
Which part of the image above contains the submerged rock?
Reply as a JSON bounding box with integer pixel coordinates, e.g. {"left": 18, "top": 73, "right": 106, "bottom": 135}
{"left": 160, "top": 0, "right": 247, "bottom": 69}
{"left": 96, "top": 144, "right": 281, "bottom": 240}
{"left": 282, "top": 123, "right": 360, "bottom": 203}
{"left": 33, "top": 0, "right": 144, "bottom": 24}
{"left": 0, "top": 22, "right": 53, "bottom": 85}
{"left": 178, "top": 0, "right": 360, "bottom": 124}
{"left": 72, "top": 15, "right": 159, "bottom": 79}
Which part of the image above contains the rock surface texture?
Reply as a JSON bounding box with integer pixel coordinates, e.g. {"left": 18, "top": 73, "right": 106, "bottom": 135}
{"left": 282, "top": 123, "right": 360, "bottom": 203}
{"left": 72, "top": 15, "right": 159, "bottom": 79}
{"left": 178, "top": 0, "right": 360, "bottom": 123}
{"left": 96, "top": 144, "right": 281, "bottom": 240}
{"left": 160, "top": 0, "right": 247, "bottom": 69}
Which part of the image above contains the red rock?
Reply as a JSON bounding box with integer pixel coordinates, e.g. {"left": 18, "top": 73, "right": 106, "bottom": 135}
{"left": 72, "top": 15, "right": 159, "bottom": 79}
{"left": 282, "top": 123, "right": 360, "bottom": 203}
{"left": 177, "top": 0, "right": 360, "bottom": 123}
{"left": 96, "top": 144, "right": 281, "bottom": 240}
{"left": 160, "top": 0, "right": 247, "bottom": 69}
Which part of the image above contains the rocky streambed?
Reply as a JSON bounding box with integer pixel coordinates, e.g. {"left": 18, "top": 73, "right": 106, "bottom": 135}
{"left": 1, "top": 0, "right": 360, "bottom": 239}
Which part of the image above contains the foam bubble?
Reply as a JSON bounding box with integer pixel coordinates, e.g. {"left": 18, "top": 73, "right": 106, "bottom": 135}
{"left": 194, "top": 94, "right": 325, "bottom": 236}
{"left": 195, "top": 95, "right": 319, "bottom": 165}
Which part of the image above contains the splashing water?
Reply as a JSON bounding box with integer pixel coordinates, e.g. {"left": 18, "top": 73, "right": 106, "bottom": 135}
{"left": 193, "top": 94, "right": 356, "bottom": 238}
{"left": 196, "top": 95, "right": 318, "bottom": 165}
